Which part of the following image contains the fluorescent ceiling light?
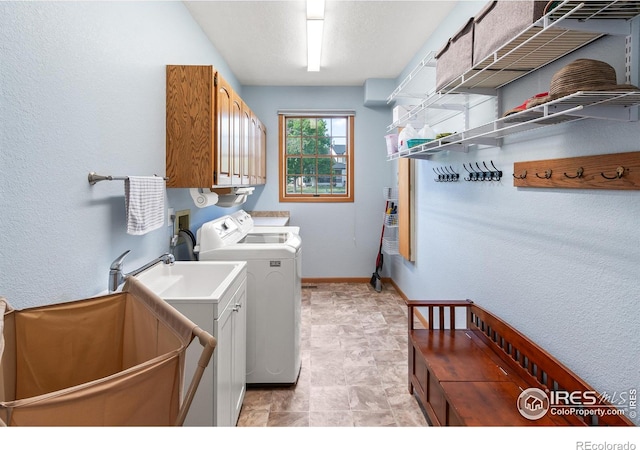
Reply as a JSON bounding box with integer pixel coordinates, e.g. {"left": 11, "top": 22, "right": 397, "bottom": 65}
{"left": 307, "top": 0, "right": 325, "bottom": 19}
{"left": 306, "top": 0, "right": 324, "bottom": 72}
{"left": 307, "top": 19, "right": 323, "bottom": 72}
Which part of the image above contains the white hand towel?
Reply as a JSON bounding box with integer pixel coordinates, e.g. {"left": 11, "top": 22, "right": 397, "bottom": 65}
{"left": 125, "top": 176, "right": 165, "bottom": 235}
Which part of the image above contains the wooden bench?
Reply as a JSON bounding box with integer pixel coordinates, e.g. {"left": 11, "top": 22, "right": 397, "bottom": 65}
{"left": 406, "top": 300, "right": 634, "bottom": 426}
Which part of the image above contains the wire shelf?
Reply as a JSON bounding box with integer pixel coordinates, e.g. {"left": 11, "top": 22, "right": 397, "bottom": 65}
{"left": 388, "top": 90, "right": 640, "bottom": 160}
{"left": 385, "top": 1, "right": 640, "bottom": 159}
{"left": 382, "top": 238, "right": 399, "bottom": 255}
{"left": 387, "top": 51, "right": 437, "bottom": 104}
{"left": 383, "top": 213, "right": 398, "bottom": 227}
{"left": 440, "top": 1, "right": 640, "bottom": 93}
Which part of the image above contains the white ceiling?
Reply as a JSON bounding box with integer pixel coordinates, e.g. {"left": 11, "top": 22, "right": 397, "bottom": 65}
{"left": 184, "top": 0, "right": 458, "bottom": 86}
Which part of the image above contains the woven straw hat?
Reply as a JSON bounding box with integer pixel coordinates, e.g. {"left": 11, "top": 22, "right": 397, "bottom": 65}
{"left": 526, "top": 59, "right": 640, "bottom": 108}
{"left": 550, "top": 59, "right": 639, "bottom": 98}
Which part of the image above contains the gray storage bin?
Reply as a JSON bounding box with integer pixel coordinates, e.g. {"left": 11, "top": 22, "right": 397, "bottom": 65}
{"left": 473, "top": 1, "right": 547, "bottom": 66}
{"left": 435, "top": 17, "right": 474, "bottom": 92}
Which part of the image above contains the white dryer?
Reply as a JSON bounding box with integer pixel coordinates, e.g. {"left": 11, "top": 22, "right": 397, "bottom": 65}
{"left": 196, "top": 215, "right": 302, "bottom": 385}
{"left": 231, "top": 209, "right": 300, "bottom": 235}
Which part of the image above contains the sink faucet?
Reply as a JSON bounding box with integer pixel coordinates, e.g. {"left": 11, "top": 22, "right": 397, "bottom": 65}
{"left": 109, "top": 250, "right": 175, "bottom": 292}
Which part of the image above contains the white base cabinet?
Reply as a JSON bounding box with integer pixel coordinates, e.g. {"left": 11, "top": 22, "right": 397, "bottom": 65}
{"left": 166, "top": 272, "right": 247, "bottom": 426}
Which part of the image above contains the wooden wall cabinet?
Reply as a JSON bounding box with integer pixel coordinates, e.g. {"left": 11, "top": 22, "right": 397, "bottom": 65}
{"left": 166, "top": 65, "right": 266, "bottom": 188}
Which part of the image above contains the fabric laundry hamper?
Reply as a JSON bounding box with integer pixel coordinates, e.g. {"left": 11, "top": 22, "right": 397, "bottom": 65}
{"left": 0, "top": 278, "right": 215, "bottom": 426}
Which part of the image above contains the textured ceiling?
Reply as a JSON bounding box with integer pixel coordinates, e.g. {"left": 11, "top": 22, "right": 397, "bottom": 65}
{"left": 184, "top": 0, "right": 458, "bottom": 86}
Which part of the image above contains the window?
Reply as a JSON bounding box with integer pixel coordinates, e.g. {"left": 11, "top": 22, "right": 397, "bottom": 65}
{"left": 279, "top": 113, "right": 354, "bottom": 202}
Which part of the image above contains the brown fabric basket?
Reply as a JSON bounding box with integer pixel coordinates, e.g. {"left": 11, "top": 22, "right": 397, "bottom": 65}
{"left": 473, "top": 1, "right": 547, "bottom": 65}
{"left": 436, "top": 17, "right": 474, "bottom": 92}
{"left": 0, "top": 278, "right": 215, "bottom": 426}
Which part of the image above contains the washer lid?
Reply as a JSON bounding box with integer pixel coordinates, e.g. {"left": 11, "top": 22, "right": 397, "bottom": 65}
{"left": 198, "top": 232, "right": 302, "bottom": 260}
{"left": 238, "top": 233, "right": 290, "bottom": 244}
{"left": 248, "top": 225, "right": 300, "bottom": 235}
{"left": 199, "top": 244, "right": 298, "bottom": 260}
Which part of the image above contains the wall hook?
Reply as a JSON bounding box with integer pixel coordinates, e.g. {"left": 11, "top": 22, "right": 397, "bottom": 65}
{"left": 444, "top": 166, "right": 459, "bottom": 182}
{"left": 433, "top": 166, "right": 460, "bottom": 182}
{"left": 440, "top": 167, "right": 450, "bottom": 182}
{"left": 463, "top": 163, "right": 475, "bottom": 181}
{"left": 485, "top": 161, "right": 503, "bottom": 181}
{"left": 475, "top": 162, "right": 486, "bottom": 181}
{"left": 440, "top": 167, "right": 451, "bottom": 182}
{"left": 535, "top": 169, "right": 552, "bottom": 179}
{"left": 513, "top": 170, "right": 527, "bottom": 180}
{"left": 601, "top": 166, "right": 626, "bottom": 180}
{"left": 564, "top": 167, "right": 584, "bottom": 179}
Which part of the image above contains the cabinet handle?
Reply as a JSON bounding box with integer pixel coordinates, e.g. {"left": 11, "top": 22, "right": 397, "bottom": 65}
{"left": 233, "top": 303, "right": 242, "bottom": 312}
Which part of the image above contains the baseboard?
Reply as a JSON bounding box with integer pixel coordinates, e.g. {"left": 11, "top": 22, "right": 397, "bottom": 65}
{"left": 302, "top": 277, "right": 372, "bottom": 284}
{"left": 300, "top": 276, "right": 428, "bottom": 327}
{"left": 382, "top": 277, "right": 405, "bottom": 300}
{"left": 381, "top": 277, "right": 429, "bottom": 329}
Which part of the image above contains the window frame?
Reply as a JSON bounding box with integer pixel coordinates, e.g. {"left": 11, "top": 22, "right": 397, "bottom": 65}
{"left": 278, "top": 113, "right": 355, "bottom": 203}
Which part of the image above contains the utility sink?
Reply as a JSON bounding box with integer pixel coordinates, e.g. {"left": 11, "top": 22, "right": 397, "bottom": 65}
{"left": 135, "top": 261, "right": 246, "bottom": 301}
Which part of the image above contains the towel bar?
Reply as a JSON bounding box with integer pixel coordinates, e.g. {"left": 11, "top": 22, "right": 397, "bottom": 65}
{"left": 88, "top": 172, "right": 169, "bottom": 185}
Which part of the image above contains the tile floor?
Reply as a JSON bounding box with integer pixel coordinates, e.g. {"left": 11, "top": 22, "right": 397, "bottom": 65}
{"left": 237, "top": 282, "right": 428, "bottom": 427}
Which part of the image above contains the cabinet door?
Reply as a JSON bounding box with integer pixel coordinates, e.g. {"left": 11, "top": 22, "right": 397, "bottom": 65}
{"left": 216, "top": 75, "right": 233, "bottom": 186}
{"left": 241, "top": 102, "right": 251, "bottom": 186}
{"left": 257, "top": 120, "right": 267, "bottom": 185}
{"left": 249, "top": 112, "right": 258, "bottom": 185}
{"left": 231, "top": 281, "right": 247, "bottom": 424}
{"left": 166, "top": 65, "right": 216, "bottom": 188}
{"left": 216, "top": 302, "right": 234, "bottom": 427}
{"left": 165, "top": 301, "right": 215, "bottom": 426}
{"left": 231, "top": 92, "right": 243, "bottom": 185}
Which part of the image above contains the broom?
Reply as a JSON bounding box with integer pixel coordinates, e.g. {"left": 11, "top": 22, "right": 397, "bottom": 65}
{"left": 370, "top": 203, "right": 387, "bottom": 292}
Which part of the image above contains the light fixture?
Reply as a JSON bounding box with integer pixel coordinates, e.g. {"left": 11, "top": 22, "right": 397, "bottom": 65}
{"left": 307, "top": 19, "right": 323, "bottom": 72}
{"left": 306, "top": 0, "right": 325, "bottom": 72}
{"left": 307, "top": 0, "right": 325, "bottom": 19}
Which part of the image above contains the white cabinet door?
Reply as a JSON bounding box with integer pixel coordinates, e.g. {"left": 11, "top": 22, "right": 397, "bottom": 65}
{"left": 215, "top": 301, "right": 234, "bottom": 427}
{"left": 165, "top": 301, "right": 215, "bottom": 426}
{"left": 231, "top": 281, "right": 247, "bottom": 424}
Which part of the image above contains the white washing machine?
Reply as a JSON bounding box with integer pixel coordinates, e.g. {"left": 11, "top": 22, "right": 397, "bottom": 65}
{"left": 196, "top": 215, "right": 302, "bottom": 385}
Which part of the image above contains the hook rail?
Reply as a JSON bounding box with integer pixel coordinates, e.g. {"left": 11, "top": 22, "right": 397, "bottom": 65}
{"left": 88, "top": 172, "right": 169, "bottom": 185}
{"left": 462, "top": 161, "right": 502, "bottom": 182}
{"left": 513, "top": 151, "right": 640, "bottom": 190}
{"left": 433, "top": 166, "right": 459, "bottom": 182}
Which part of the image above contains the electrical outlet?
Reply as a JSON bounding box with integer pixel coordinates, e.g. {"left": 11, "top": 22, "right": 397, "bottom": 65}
{"left": 174, "top": 209, "right": 190, "bottom": 243}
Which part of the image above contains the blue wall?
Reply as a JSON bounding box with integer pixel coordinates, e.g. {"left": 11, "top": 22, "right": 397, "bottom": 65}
{"left": 0, "top": 1, "right": 240, "bottom": 307}
{"left": 1, "top": 0, "right": 638, "bottom": 425}
{"left": 390, "top": 1, "right": 640, "bottom": 423}
{"left": 242, "top": 86, "right": 393, "bottom": 278}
